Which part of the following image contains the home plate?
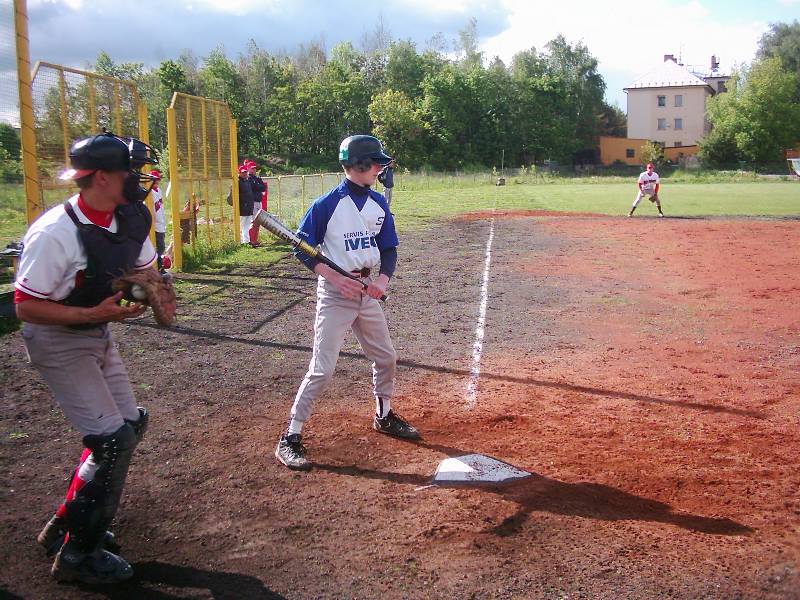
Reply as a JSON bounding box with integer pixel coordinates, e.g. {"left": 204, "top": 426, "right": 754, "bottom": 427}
{"left": 433, "top": 454, "right": 531, "bottom": 484}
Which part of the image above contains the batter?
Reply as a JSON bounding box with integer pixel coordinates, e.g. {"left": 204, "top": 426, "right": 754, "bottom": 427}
{"left": 274, "top": 135, "right": 419, "bottom": 471}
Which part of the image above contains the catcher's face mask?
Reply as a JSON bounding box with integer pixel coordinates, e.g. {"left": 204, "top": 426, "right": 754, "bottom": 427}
{"left": 123, "top": 170, "right": 158, "bottom": 203}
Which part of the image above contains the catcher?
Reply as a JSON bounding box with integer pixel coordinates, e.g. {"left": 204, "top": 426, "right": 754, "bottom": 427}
{"left": 14, "top": 132, "right": 175, "bottom": 585}
{"left": 628, "top": 162, "right": 664, "bottom": 217}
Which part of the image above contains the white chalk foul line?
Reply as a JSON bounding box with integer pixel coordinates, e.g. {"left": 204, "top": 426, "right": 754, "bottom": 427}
{"left": 465, "top": 215, "right": 496, "bottom": 409}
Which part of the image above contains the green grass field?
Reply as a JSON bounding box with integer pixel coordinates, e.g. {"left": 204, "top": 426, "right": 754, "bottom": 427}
{"left": 2, "top": 177, "right": 798, "bottom": 251}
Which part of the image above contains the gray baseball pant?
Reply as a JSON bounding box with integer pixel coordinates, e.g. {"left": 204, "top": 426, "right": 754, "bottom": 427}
{"left": 22, "top": 323, "right": 140, "bottom": 437}
{"left": 289, "top": 276, "right": 397, "bottom": 426}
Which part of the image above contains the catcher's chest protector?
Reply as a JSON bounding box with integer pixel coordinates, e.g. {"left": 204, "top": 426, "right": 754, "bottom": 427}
{"left": 61, "top": 201, "right": 152, "bottom": 310}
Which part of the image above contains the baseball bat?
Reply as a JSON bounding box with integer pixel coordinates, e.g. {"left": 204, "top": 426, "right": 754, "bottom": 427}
{"left": 252, "top": 210, "right": 387, "bottom": 301}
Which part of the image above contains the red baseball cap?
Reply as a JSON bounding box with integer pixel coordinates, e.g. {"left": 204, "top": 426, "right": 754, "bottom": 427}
{"left": 149, "top": 169, "right": 161, "bottom": 180}
{"left": 238, "top": 165, "right": 248, "bottom": 174}
{"left": 245, "top": 160, "right": 256, "bottom": 168}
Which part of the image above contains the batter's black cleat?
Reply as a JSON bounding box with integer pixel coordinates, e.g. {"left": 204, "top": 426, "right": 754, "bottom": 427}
{"left": 51, "top": 540, "right": 133, "bottom": 584}
{"left": 275, "top": 434, "right": 311, "bottom": 471}
{"left": 374, "top": 411, "right": 420, "bottom": 439}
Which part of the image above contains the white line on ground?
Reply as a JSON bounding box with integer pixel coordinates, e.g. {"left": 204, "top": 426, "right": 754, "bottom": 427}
{"left": 465, "top": 214, "right": 496, "bottom": 409}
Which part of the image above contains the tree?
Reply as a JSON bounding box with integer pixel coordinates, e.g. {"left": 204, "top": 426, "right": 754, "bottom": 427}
{"left": 757, "top": 20, "right": 800, "bottom": 98}
{"left": 598, "top": 102, "right": 627, "bottom": 137}
{"left": 0, "top": 123, "right": 21, "bottom": 161}
{"left": 368, "top": 89, "right": 426, "bottom": 168}
{"left": 544, "top": 35, "right": 607, "bottom": 151}
{"left": 639, "top": 141, "right": 665, "bottom": 168}
{"left": 701, "top": 57, "right": 800, "bottom": 165}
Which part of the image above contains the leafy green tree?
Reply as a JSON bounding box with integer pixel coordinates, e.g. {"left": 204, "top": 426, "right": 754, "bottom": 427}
{"left": 368, "top": 89, "right": 426, "bottom": 168}
{"left": 702, "top": 58, "right": 800, "bottom": 164}
{"left": 598, "top": 103, "right": 627, "bottom": 137}
{"left": 757, "top": 20, "right": 800, "bottom": 97}
{"left": 0, "top": 123, "right": 21, "bottom": 161}
{"left": 639, "top": 141, "right": 665, "bottom": 167}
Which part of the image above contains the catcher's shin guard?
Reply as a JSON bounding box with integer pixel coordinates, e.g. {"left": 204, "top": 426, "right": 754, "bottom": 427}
{"left": 62, "top": 423, "right": 137, "bottom": 552}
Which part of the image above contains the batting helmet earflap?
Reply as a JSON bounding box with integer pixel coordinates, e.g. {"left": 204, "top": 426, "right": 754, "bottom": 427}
{"left": 338, "top": 135, "right": 392, "bottom": 167}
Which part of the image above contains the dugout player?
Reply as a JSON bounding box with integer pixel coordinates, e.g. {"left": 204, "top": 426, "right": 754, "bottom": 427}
{"left": 15, "top": 132, "right": 158, "bottom": 584}
{"left": 628, "top": 162, "right": 664, "bottom": 217}
{"left": 274, "top": 135, "right": 418, "bottom": 471}
{"left": 245, "top": 159, "right": 266, "bottom": 247}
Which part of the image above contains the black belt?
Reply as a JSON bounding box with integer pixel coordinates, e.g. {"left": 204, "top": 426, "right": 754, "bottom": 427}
{"left": 350, "top": 268, "right": 371, "bottom": 277}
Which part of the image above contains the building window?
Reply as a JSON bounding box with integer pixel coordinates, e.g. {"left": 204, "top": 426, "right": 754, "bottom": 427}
{"left": 717, "top": 81, "right": 727, "bottom": 93}
{"left": 674, "top": 141, "right": 682, "bottom": 147}
{"left": 657, "top": 95, "right": 666, "bottom": 107}
{"left": 626, "top": 148, "right": 635, "bottom": 158}
{"left": 674, "top": 94, "right": 683, "bottom": 107}
{"left": 674, "top": 118, "right": 683, "bottom": 130}
{"left": 657, "top": 118, "right": 667, "bottom": 130}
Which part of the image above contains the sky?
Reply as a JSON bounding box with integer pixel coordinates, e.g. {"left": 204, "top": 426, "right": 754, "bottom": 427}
{"left": 1, "top": 0, "right": 798, "bottom": 126}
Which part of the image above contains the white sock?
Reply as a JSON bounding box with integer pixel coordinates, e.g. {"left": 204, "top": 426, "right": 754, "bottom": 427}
{"left": 376, "top": 397, "right": 391, "bottom": 418}
{"left": 287, "top": 418, "right": 303, "bottom": 436}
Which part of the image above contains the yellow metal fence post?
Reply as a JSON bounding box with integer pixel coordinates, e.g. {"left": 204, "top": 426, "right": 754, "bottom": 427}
{"left": 58, "top": 69, "right": 69, "bottom": 164}
{"left": 229, "top": 119, "right": 240, "bottom": 243}
{"left": 185, "top": 96, "right": 194, "bottom": 246}
{"left": 201, "top": 100, "right": 210, "bottom": 243}
{"left": 167, "top": 107, "right": 183, "bottom": 271}
{"left": 87, "top": 76, "right": 96, "bottom": 132}
{"left": 276, "top": 176, "right": 282, "bottom": 219}
{"left": 138, "top": 102, "right": 156, "bottom": 244}
{"left": 301, "top": 175, "right": 306, "bottom": 212}
{"left": 14, "top": 0, "right": 43, "bottom": 224}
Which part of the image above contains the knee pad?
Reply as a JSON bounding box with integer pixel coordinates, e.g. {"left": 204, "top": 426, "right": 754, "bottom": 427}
{"left": 63, "top": 423, "right": 137, "bottom": 551}
{"left": 126, "top": 406, "right": 149, "bottom": 444}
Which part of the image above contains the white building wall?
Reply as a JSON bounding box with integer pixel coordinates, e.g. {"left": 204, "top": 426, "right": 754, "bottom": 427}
{"left": 626, "top": 86, "right": 711, "bottom": 147}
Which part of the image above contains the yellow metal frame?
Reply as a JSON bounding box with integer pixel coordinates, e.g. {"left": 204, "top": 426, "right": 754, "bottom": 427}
{"left": 14, "top": 0, "right": 42, "bottom": 223}
{"left": 166, "top": 93, "right": 238, "bottom": 271}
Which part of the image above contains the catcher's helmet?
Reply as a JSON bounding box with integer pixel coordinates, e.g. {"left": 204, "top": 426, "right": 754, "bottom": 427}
{"left": 338, "top": 135, "right": 392, "bottom": 167}
{"left": 59, "top": 133, "right": 130, "bottom": 180}
{"left": 125, "top": 137, "right": 159, "bottom": 169}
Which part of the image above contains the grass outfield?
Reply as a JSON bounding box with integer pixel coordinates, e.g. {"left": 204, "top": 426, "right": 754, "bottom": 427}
{"left": 1, "top": 179, "right": 798, "bottom": 249}
{"left": 393, "top": 181, "right": 800, "bottom": 231}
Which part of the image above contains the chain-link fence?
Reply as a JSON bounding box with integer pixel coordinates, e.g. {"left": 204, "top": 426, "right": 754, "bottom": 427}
{"left": 166, "top": 92, "right": 238, "bottom": 271}
{"left": 29, "top": 62, "right": 147, "bottom": 214}
{"left": 263, "top": 172, "right": 343, "bottom": 229}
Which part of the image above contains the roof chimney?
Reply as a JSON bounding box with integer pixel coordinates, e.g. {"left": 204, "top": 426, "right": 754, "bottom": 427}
{"left": 664, "top": 54, "right": 675, "bottom": 63}
{"left": 711, "top": 55, "right": 719, "bottom": 70}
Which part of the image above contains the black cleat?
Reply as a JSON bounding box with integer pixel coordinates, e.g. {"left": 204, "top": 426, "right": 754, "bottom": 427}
{"left": 374, "top": 410, "right": 420, "bottom": 439}
{"left": 275, "top": 434, "right": 311, "bottom": 471}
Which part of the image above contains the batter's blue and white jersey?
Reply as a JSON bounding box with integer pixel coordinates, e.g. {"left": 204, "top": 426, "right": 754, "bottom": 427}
{"left": 296, "top": 179, "right": 398, "bottom": 273}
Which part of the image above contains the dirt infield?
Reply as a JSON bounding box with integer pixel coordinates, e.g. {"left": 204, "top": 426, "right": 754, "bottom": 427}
{"left": 1, "top": 212, "right": 799, "bottom": 599}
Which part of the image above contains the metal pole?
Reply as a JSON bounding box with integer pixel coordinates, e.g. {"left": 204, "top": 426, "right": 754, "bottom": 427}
{"left": 276, "top": 176, "right": 282, "bottom": 219}
{"left": 87, "top": 76, "right": 96, "bottom": 132}
{"left": 166, "top": 107, "right": 182, "bottom": 270}
{"left": 215, "top": 104, "right": 223, "bottom": 225}
{"left": 113, "top": 80, "right": 121, "bottom": 134}
{"left": 201, "top": 100, "right": 210, "bottom": 243}
{"left": 58, "top": 69, "right": 69, "bottom": 164}
{"left": 13, "top": 0, "right": 43, "bottom": 223}
{"left": 301, "top": 175, "right": 306, "bottom": 212}
{"left": 138, "top": 101, "right": 155, "bottom": 244}
{"left": 229, "top": 118, "right": 240, "bottom": 243}
{"left": 185, "top": 96, "right": 194, "bottom": 246}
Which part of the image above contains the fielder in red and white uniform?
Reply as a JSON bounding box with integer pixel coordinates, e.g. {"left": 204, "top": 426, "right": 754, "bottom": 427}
{"left": 628, "top": 162, "right": 664, "bottom": 217}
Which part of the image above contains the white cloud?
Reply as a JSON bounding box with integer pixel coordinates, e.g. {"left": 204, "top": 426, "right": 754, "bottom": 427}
{"left": 777, "top": 0, "right": 799, "bottom": 6}
{"left": 480, "top": 0, "right": 769, "bottom": 101}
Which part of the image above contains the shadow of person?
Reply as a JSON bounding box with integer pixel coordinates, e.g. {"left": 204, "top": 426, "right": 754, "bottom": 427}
{"left": 314, "top": 438, "right": 753, "bottom": 538}
{"left": 76, "top": 561, "right": 286, "bottom": 600}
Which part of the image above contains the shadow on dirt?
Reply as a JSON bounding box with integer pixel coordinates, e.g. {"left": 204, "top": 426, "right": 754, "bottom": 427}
{"left": 73, "top": 561, "right": 286, "bottom": 599}
{"left": 130, "top": 321, "right": 763, "bottom": 419}
{"left": 315, "top": 438, "right": 753, "bottom": 538}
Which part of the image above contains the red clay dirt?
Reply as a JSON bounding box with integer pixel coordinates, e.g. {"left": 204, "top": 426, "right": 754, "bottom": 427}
{"left": 1, "top": 212, "right": 799, "bottom": 599}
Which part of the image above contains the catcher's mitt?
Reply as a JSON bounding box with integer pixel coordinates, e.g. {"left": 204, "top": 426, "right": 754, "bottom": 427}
{"left": 650, "top": 193, "right": 659, "bottom": 203}
{"left": 112, "top": 269, "right": 177, "bottom": 327}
